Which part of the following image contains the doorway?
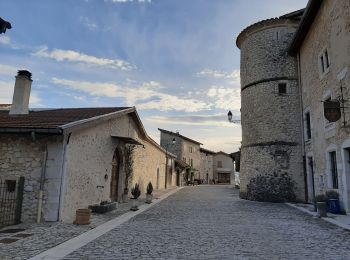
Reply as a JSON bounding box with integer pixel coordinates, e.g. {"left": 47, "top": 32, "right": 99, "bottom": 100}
{"left": 110, "top": 148, "right": 120, "bottom": 201}
{"left": 306, "top": 156, "right": 315, "bottom": 203}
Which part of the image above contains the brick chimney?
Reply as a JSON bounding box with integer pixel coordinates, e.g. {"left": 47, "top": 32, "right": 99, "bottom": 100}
{"left": 9, "top": 70, "right": 32, "bottom": 115}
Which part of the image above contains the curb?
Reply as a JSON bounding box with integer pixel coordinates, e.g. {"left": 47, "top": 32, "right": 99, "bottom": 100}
{"left": 29, "top": 187, "right": 183, "bottom": 260}
{"left": 285, "top": 202, "right": 350, "bottom": 231}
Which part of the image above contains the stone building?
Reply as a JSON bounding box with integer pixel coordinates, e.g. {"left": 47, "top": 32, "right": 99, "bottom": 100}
{"left": 237, "top": 9, "right": 305, "bottom": 201}
{"left": 213, "top": 152, "right": 234, "bottom": 184}
{"left": 289, "top": 0, "right": 350, "bottom": 211}
{"left": 159, "top": 129, "right": 202, "bottom": 183}
{"left": 237, "top": 0, "right": 350, "bottom": 207}
{"left": 0, "top": 71, "right": 176, "bottom": 224}
{"left": 199, "top": 148, "right": 215, "bottom": 184}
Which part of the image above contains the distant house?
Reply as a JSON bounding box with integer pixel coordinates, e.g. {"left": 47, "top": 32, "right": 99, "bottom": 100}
{"left": 159, "top": 128, "right": 202, "bottom": 183}
{"left": 0, "top": 70, "right": 176, "bottom": 226}
{"left": 199, "top": 148, "right": 215, "bottom": 183}
{"left": 213, "top": 152, "right": 234, "bottom": 184}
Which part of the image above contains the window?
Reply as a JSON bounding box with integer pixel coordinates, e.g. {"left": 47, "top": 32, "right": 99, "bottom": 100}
{"left": 190, "top": 158, "right": 193, "bottom": 167}
{"left": 319, "top": 48, "right": 330, "bottom": 77}
{"left": 183, "top": 157, "right": 186, "bottom": 163}
{"left": 330, "top": 151, "right": 338, "bottom": 189}
{"left": 189, "top": 146, "right": 193, "bottom": 153}
{"left": 305, "top": 111, "right": 311, "bottom": 140}
{"left": 5, "top": 180, "right": 16, "bottom": 192}
{"left": 278, "top": 83, "right": 287, "bottom": 95}
{"left": 217, "top": 161, "right": 222, "bottom": 168}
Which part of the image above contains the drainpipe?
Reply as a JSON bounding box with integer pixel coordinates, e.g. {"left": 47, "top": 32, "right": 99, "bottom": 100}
{"left": 37, "top": 147, "right": 48, "bottom": 223}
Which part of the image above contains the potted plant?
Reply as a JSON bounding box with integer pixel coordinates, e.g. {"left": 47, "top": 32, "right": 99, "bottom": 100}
{"left": 89, "top": 200, "right": 117, "bottom": 214}
{"left": 326, "top": 190, "right": 340, "bottom": 214}
{"left": 130, "top": 183, "right": 141, "bottom": 211}
{"left": 315, "top": 194, "right": 327, "bottom": 218}
{"left": 146, "top": 182, "right": 153, "bottom": 204}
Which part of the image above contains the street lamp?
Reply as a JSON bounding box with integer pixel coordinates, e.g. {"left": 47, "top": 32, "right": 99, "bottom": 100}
{"left": 165, "top": 138, "right": 176, "bottom": 189}
{"left": 227, "top": 110, "right": 241, "bottom": 124}
{"left": 0, "top": 17, "right": 12, "bottom": 34}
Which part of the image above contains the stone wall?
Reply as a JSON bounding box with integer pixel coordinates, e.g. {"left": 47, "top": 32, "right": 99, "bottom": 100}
{"left": 0, "top": 134, "right": 63, "bottom": 223}
{"left": 299, "top": 0, "right": 350, "bottom": 210}
{"left": 199, "top": 152, "right": 213, "bottom": 183}
{"left": 238, "top": 19, "right": 305, "bottom": 201}
{"left": 61, "top": 114, "right": 175, "bottom": 222}
{"left": 213, "top": 153, "right": 234, "bottom": 183}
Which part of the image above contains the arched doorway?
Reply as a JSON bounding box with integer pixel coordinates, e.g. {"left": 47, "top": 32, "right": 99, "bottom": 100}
{"left": 110, "top": 148, "right": 120, "bottom": 201}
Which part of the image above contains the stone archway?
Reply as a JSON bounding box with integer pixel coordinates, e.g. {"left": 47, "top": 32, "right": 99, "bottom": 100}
{"left": 110, "top": 148, "right": 120, "bottom": 201}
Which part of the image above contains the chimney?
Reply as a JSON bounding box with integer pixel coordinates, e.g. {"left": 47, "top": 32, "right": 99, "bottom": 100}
{"left": 10, "top": 70, "right": 32, "bottom": 115}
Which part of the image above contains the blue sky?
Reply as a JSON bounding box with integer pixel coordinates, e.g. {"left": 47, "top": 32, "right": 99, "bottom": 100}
{"left": 0, "top": 0, "right": 307, "bottom": 152}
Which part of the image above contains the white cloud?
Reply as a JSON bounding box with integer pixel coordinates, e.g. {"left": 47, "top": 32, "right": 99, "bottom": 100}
{"left": 197, "top": 69, "right": 240, "bottom": 85}
{"left": 52, "top": 78, "right": 209, "bottom": 112}
{"left": 0, "top": 36, "right": 11, "bottom": 45}
{"left": 79, "top": 16, "right": 98, "bottom": 31}
{"left": 109, "top": 0, "right": 151, "bottom": 3}
{"left": 207, "top": 86, "right": 241, "bottom": 111}
{"left": 0, "top": 64, "right": 17, "bottom": 76}
{"left": 0, "top": 81, "right": 42, "bottom": 107}
{"left": 146, "top": 114, "right": 240, "bottom": 127}
{"left": 32, "top": 46, "right": 134, "bottom": 71}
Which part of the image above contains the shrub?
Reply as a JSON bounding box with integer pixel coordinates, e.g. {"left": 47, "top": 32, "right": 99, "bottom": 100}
{"left": 246, "top": 172, "right": 296, "bottom": 202}
{"left": 325, "top": 190, "right": 339, "bottom": 200}
{"left": 131, "top": 183, "right": 141, "bottom": 199}
{"left": 146, "top": 182, "right": 153, "bottom": 195}
{"left": 315, "top": 194, "right": 327, "bottom": 202}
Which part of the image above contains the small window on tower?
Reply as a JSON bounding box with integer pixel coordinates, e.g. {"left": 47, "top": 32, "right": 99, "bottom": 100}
{"left": 278, "top": 83, "right": 287, "bottom": 95}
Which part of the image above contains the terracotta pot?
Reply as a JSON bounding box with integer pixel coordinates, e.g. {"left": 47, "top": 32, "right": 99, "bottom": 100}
{"left": 74, "top": 209, "right": 91, "bottom": 225}
{"left": 130, "top": 198, "right": 139, "bottom": 211}
{"left": 146, "top": 194, "right": 153, "bottom": 204}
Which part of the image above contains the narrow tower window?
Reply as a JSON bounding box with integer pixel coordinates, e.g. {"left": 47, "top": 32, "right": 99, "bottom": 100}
{"left": 278, "top": 83, "right": 287, "bottom": 95}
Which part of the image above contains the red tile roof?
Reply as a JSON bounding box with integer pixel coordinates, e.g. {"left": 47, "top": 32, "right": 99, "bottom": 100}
{"left": 0, "top": 107, "right": 130, "bottom": 131}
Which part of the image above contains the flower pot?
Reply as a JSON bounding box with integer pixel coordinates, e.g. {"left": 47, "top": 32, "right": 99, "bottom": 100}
{"left": 146, "top": 194, "right": 153, "bottom": 204}
{"left": 74, "top": 209, "right": 91, "bottom": 225}
{"left": 327, "top": 199, "right": 340, "bottom": 214}
{"left": 316, "top": 202, "right": 327, "bottom": 218}
{"left": 130, "top": 198, "right": 139, "bottom": 211}
{"left": 89, "top": 202, "right": 117, "bottom": 213}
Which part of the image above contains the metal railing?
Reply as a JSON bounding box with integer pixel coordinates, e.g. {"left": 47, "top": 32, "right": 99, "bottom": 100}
{"left": 0, "top": 177, "right": 24, "bottom": 228}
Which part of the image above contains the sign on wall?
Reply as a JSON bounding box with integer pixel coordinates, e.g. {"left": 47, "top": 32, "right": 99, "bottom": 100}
{"left": 324, "top": 100, "right": 341, "bottom": 122}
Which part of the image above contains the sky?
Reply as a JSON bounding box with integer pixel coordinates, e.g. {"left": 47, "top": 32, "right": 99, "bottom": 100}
{"left": 0, "top": 0, "right": 308, "bottom": 153}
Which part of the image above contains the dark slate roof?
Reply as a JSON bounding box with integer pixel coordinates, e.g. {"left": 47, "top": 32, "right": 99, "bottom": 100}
{"left": 158, "top": 128, "right": 203, "bottom": 145}
{"left": 289, "top": 0, "right": 323, "bottom": 55}
{"left": 200, "top": 148, "right": 216, "bottom": 155}
{"left": 0, "top": 107, "right": 130, "bottom": 133}
{"left": 175, "top": 159, "right": 191, "bottom": 169}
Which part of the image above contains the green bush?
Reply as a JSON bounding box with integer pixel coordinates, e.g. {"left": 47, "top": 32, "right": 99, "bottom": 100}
{"left": 146, "top": 182, "right": 153, "bottom": 195}
{"left": 246, "top": 172, "right": 296, "bottom": 202}
{"left": 315, "top": 194, "right": 327, "bottom": 202}
{"left": 131, "top": 183, "right": 141, "bottom": 199}
{"left": 325, "top": 190, "right": 339, "bottom": 200}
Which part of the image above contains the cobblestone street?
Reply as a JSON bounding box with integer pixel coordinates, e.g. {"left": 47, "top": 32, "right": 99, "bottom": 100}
{"left": 60, "top": 185, "right": 350, "bottom": 260}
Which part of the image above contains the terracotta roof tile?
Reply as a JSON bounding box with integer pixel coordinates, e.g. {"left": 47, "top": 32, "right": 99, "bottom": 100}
{"left": 0, "top": 107, "right": 130, "bottom": 130}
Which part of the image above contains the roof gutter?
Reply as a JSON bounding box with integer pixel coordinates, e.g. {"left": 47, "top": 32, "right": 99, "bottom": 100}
{"left": 0, "top": 127, "right": 62, "bottom": 134}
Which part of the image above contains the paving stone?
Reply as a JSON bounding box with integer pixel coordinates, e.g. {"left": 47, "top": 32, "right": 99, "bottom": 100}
{"left": 64, "top": 186, "right": 350, "bottom": 260}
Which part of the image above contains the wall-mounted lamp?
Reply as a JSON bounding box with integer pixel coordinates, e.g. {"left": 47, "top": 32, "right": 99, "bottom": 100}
{"left": 227, "top": 110, "right": 241, "bottom": 124}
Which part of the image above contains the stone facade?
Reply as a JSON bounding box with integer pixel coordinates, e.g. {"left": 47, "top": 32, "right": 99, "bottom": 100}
{"left": 296, "top": 0, "right": 350, "bottom": 211}
{"left": 213, "top": 152, "right": 234, "bottom": 184}
{"left": 199, "top": 148, "right": 214, "bottom": 183}
{"left": 0, "top": 110, "right": 176, "bottom": 224}
{"left": 0, "top": 134, "right": 63, "bottom": 222}
{"left": 237, "top": 17, "right": 305, "bottom": 201}
{"left": 159, "top": 129, "right": 201, "bottom": 181}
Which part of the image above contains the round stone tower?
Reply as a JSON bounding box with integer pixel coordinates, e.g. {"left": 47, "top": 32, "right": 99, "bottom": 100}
{"left": 237, "top": 16, "right": 305, "bottom": 201}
